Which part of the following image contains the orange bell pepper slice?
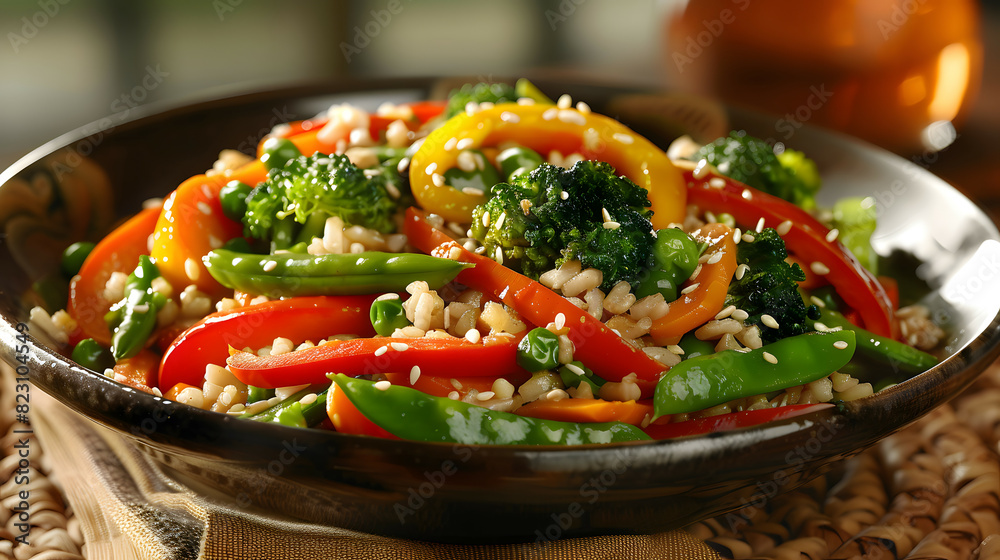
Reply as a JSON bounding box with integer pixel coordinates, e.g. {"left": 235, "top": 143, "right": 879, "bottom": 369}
{"left": 517, "top": 398, "right": 655, "bottom": 426}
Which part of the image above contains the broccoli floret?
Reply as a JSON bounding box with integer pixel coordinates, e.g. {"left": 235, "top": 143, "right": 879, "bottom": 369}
{"left": 445, "top": 82, "right": 517, "bottom": 119}
{"left": 470, "top": 161, "right": 654, "bottom": 290}
{"left": 244, "top": 153, "right": 398, "bottom": 245}
{"left": 831, "top": 196, "right": 878, "bottom": 274}
{"left": 724, "top": 228, "right": 819, "bottom": 343}
{"left": 693, "top": 131, "right": 821, "bottom": 210}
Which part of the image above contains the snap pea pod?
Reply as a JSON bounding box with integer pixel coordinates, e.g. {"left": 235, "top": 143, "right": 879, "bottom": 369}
{"left": 654, "top": 330, "right": 856, "bottom": 418}
{"left": 107, "top": 255, "right": 165, "bottom": 360}
{"left": 558, "top": 360, "right": 605, "bottom": 394}
{"left": 203, "top": 249, "right": 471, "bottom": 298}
{"left": 329, "top": 374, "right": 650, "bottom": 445}
{"left": 241, "top": 387, "right": 328, "bottom": 428}
{"left": 814, "top": 308, "right": 938, "bottom": 376}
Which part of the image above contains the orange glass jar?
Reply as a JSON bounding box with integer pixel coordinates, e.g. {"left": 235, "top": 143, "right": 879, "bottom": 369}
{"left": 665, "top": 0, "right": 982, "bottom": 153}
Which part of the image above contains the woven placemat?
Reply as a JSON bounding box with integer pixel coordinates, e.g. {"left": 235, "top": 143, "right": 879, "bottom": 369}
{"left": 4, "top": 364, "right": 999, "bottom": 559}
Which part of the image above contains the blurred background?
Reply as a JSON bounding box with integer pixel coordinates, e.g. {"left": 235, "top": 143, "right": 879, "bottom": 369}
{"left": 1, "top": 0, "right": 998, "bottom": 215}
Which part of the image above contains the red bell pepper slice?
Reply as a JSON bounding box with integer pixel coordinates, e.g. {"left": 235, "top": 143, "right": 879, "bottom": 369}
{"left": 684, "top": 170, "right": 897, "bottom": 338}
{"left": 158, "top": 294, "right": 378, "bottom": 390}
{"left": 403, "top": 207, "right": 666, "bottom": 394}
{"left": 642, "top": 403, "right": 833, "bottom": 439}
{"left": 68, "top": 205, "right": 162, "bottom": 346}
{"left": 226, "top": 334, "right": 524, "bottom": 389}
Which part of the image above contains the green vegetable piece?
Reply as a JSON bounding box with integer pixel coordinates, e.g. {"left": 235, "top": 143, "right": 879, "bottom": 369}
{"left": 219, "top": 180, "right": 253, "bottom": 222}
{"left": 61, "top": 241, "right": 95, "bottom": 277}
{"left": 693, "top": 131, "right": 820, "bottom": 210}
{"left": 260, "top": 137, "right": 303, "bottom": 171}
{"left": 470, "top": 161, "right": 654, "bottom": 290}
{"left": 245, "top": 153, "right": 399, "bottom": 244}
{"left": 514, "top": 78, "right": 554, "bottom": 104}
{"left": 776, "top": 149, "right": 821, "bottom": 209}
{"left": 370, "top": 298, "right": 410, "bottom": 336}
{"left": 635, "top": 228, "right": 700, "bottom": 302}
{"left": 247, "top": 385, "right": 275, "bottom": 404}
{"left": 329, "top": 374, "right": 650, "bottom": 445}
{"left": 813, "top": 308, "right": 938, "bottom": 376}
{"left": 108, "top": 255, "right": 164, "bottom": 360}
{"left": 677, "top": 332, "right": 715, "bottom": 360}
{"left": 31, "top": 274, "right": 70, "bottom": 314}
{"left": 221, "top": 236, "right": 253, "bottom": 254}
{"left": 516, "top": 327, "right": 561, "bottom": 372}
{"left": 71, "top": 338, "right": 114, "bottom": 371}
{"left": 445, "top": 82, "right": 517, "bottom": 119}
{"left": 241, "top": 387, "right": 328, "bottom": 428}
{"left": 724, "top": 228, "right": 819, "bottom": 343}
{"left": 443, "top": 150, "right": 502, "bottom": 193}
{"left": 654, "top": 330, "right": 856, "bottom": 418}
{"left": 497, "top": 146, "right": 544, "bottom": 181}
{"left": 558, "top": 361, "right": 605, "bottom": 394}
{"left": 203, "top": 249, "right": 471, "bottom": 298}
{"left": 831, "top": 196, "right": 878, "bottom": 275}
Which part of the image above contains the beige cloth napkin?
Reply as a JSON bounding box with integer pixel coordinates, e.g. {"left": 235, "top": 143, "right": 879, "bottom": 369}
{"left": 31, "top": 388, "right": 721, "bottom": 560}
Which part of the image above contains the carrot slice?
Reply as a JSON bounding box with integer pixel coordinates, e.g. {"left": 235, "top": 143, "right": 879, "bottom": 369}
{"left": 517, "top": 398, "right": 655, "bottom": 426}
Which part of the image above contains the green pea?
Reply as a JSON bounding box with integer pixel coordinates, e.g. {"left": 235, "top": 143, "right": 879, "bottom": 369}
{"left": 61, "top": 241, "right": 95, "bottom": 277}
{"left": 636, "top": 228, "right": 701, "bottom": 302}
{"left": 71, "top": 338, "right": 114, "bottom": 372}
{"left": 370, "top": 298, "right": 410, "bottom": 336}
{"left": 219, "top": 180, "right": 253, "bottom": 221}
{"left": 260, "top": 137, "right": 302, "bottom": 171}
{"left": 443, "top": 150, "right": 501, "bottom": 193}
{"left": 497, "top": 146, "right": 544, "bottom": 181}
{"left": 516, "top": 327, "right": 561, "bottom": 372}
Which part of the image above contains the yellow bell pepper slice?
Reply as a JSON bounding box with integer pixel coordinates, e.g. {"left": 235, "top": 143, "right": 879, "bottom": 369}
{"left": 409, "top": 102, "right": 686, "bottom": 227}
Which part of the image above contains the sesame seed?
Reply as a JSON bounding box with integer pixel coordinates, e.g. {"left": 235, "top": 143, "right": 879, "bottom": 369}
{"left": 557, "top": 93, "right": 573, "bottom": 109}
{"left": 299, "top": 393, "right": 317, "bottom": 406}
{"left": 575, "top": 101, "right": 591, "bottom": 114}
{"left": 387, "top": 183, "right": 402, "bottom": 199}
{"left": 558, "top": 109, "right": 586, "bottom": 126}
{"left": 811, "top": 261, "right": 831, "bottom": 275}
{"left": 542, "top": 107, "right": 559, "bottom": 121}
{"left": 814, "top": 321, "right": 830, "bottom": 332}
{"left": 457, "top": 138, "right": 474, "bottom": 150}
{"left": 495, "top": 212, "right": 506, "bottom": 230}
{"left": 374, "top": 380, "right": 392, "bottom": 391}
{"left": 450, "top": 378, "right": 463, "bottom": 390}
{"left": 447, "top": 391, "right": 460, "bottom": 400}
{"left": 560, "top": 190, "right": 569, "bottom": 200}
{"left": 132, "top": 304, "right": 150, "bottom": 313}
{"left": 208, "top": 235, "right": 222, "bottom": 249}
{"left": 707, "top": 251, "right": 723, "bottom": 265}
{"left": 555, "top": 312, "right": 566, "bottom": 330}
{"left": 603, "top": 221, "right": 621, "bottom": 230}
{"left": 500, "top": 111, "right": 520, "bottom": 123}
{"left": 833, "top": 340, "right": 849, "bottom": 350}
{"left": 374, "top": 345, "right": 388, "bottom": 356}
{"left": 776, "top": 220, "right": 793, "bottom": 236}
{"left": 476, "top": 391, "right": 496, "bottom": 401}
{"left": 763, "top": 351, "right": 778, "bottom": 364}
{"left": 443, "top": 137, "right": 458, "bottom": 151}
{"left": 742, "top": 233, "right": 756, "bottom": 243}
{"left": 197, "top": 201, "right": 212, "bottom": 215}
{"left": 810, "top": 296, "right": 826, "bottom": 308}
{"left": 688, "top": 264, "right": 702, "bottom": 281}
{"left": 733, "top": 228, "right": 742, "bottom": 244}
{"left": 424, "top": 162, "right": 438, "bottom": 175}
{"left": 517, "top": 97, "right": 535, "bottom": 105}
{"left": 612, "top": 132, "right": 634, "bottom": 145}
{"left": 715, "top": 305, "right": 736, "bottom": 320}
{"left": 681, "top": 283, "right": 700, "bottom": 295}
{"left": 741, "top": 189, "right": 753, "bottom": 200}
{"left": 390, "top": 342, "right": 409, "bottom": 351}
{"left": 709, "top": 177, "right": 726, "bottom": 188}
{"left": 262, "top": 260, "right": 277, "bottom": 273}
{"left": 693, "top": 159, "right": 709, "bottom": 179}
{"left": 731, "top": 309, "right": 749, "bottom": 321}
{"left": 735, "top": 263, "right": 750, "bottom": 280}
{"left": 481, "top": 211, "right": 491, "bottom": 227}
{"left": 755, "top": 217, "right": 765, "bottom": 233}
{"left": 184, "top": 258, "right": 200, "bottom": 282}
{"left": 826, "top": 228, "right": 840, "bottom": 242}
{"left": 495, "top": 247, "right": 504, "bottom": 265}
{"left": 761, "top": 314, "right": 780, "bottom": 329}
{"left": 705, "top": 211, "right": 718, "bottom": 224}
{"left": 667, "top": 344, "right": 685, "bottom": 355}
{"left": 465, "top": 101, "right": 480, "bottom": 116}
{"left": 376, "top": 293, "right": 400, "bottom": 301}
{"left": 561, "top": 364, "right": 583, "bottom": 377}
{"left": 461, "top": 187, "right": 481, "bottom": 195}
{"left": 601, "top": 208, "right": 612, "bottom": 222}
{"left": 432, "top": 173, "right": 446, "bottom": 187}
{"left": 465, "top": 329, "right": 482, "bottom": 343}
{"left": 410, "top": 365, "right": 421, "bottom": 385}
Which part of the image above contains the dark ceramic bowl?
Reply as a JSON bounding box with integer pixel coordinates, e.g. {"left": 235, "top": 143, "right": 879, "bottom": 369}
{"left": 3, "top": 78, "right": 999, "bottom": 543}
